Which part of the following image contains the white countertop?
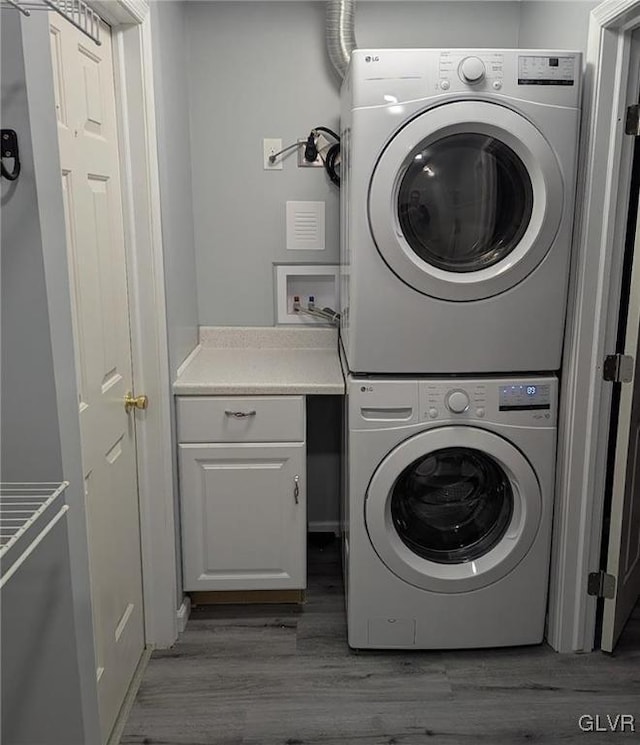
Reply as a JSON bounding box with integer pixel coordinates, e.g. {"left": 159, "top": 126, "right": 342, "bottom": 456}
{"left": 173, "top": 327, "right": 345, "bottom": 396}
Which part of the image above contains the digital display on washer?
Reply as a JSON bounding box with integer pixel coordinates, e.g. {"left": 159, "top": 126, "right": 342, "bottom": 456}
{"left": 499, "top": 383, "right": 551, "bottom": 411}
{"left": 518, "top": 55, "right": 575, "bottom": 86}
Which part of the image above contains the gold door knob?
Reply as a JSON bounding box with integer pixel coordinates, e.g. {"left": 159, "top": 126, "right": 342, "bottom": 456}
{"left": 124, "top": 392, "right": 149, "bottom": 414}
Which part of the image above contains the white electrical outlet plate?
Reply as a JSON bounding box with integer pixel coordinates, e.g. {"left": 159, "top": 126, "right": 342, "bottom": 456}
{"left": 263, "top": 138, "right": 282, "bottom": 170}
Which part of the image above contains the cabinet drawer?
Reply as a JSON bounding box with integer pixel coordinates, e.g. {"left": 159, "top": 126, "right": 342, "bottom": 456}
{"left": 176, "top": 396, "right": 305, "bottom": 443}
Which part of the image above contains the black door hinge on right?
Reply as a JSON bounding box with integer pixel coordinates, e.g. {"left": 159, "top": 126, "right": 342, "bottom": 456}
{"left": 588, "top": 571, "right": 616, "bottom": 599}
{"left": 626, "top": 104, "right": 640, "bottom": 135}
{"left": 603, "top": 354, "right": 634, "bottom": 383}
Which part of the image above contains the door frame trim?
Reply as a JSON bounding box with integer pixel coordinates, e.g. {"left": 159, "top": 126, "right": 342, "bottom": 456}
{"left": 548, "top": 0, "right": 640, "bottom": 652}
{"left": 89, "top": 0, "right": 179, "bottom": 649}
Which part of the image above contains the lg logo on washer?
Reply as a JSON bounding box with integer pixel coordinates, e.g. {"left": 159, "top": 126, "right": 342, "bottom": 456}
{"left": 360, "top": 386, "right": 373, "bottom": 392}
{"left": 364, "top": 56, "right": 380, "bottom": 63}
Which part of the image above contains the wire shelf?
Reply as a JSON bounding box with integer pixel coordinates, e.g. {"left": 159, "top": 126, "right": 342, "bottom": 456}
{"left": 0, "top": 482, "right": 69, "bottom": 558}
{"left": 1, "top": 0, "right": 102, "bottom": 46}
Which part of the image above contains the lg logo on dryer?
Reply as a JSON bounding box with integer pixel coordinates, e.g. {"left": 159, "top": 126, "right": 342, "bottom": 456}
{"left": 365, "top": 56, "right": 380, "bottom": 63}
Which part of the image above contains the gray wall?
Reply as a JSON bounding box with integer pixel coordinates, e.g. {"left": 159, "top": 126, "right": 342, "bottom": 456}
{"left": 518, "top": 1, "right": 597, "bottom": 50}
{"left": 151, "top": 0, "right": 199, "bottom": 379}
{"left": 1, "top": 10, "right": 62, "bottom": 482}
{"left": 186, "top": 1, "right": 522, "bottom": 327}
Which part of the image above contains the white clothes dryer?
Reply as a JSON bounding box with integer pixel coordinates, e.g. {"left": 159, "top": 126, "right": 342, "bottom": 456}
{"left": 343, "top": 373, "right": 558, "bottom": 649}
{"left": 340, "top": 49, "right": 581, "bottom": 374}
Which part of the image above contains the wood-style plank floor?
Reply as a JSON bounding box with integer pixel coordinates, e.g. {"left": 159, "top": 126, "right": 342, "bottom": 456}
{"left": 121, "top": 537, "right": 640, "bottom": 745}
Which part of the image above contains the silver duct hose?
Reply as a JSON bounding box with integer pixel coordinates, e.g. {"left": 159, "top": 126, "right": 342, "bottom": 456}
{"left": 326, "top": 0, "right": 357, "bottom": 80}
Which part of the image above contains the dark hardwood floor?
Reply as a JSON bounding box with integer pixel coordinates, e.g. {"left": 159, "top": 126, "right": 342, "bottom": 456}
{"left": 121, "top": 536, "right": 640, "bottom": 745}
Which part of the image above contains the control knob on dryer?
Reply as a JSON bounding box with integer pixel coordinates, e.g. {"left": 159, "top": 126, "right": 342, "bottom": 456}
{"left": 459, "top": 56, "right": 486, "bottom": 84}
{"left": 446, "top": 390, "right": 470, "bottom": 414}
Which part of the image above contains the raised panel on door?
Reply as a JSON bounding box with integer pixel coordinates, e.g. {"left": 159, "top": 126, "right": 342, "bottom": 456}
{"left": 179, "top": 443, "right": 306, "bottom": 591}
{"left": 49, "top": 14, "right": 144, "bottom": 742}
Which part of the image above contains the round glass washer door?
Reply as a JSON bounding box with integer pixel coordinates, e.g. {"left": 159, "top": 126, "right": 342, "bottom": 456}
{"left": 368, "top": 101, "right": 564, "bottom": 302}
{"left": 365, "top": 426, "right": 542, "bottom": 594}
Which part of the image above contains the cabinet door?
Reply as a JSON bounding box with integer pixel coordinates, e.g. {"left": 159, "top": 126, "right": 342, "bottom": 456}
{"left": 179, "top": 443, "right": 306, "bottom": 591}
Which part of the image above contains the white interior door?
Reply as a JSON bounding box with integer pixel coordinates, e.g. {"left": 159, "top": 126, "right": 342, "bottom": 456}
{"left": 49, "top": 14, "right": 145, "bottom": 741}
{"left": 601, "top": 145, "right": 640, "bottom": 654}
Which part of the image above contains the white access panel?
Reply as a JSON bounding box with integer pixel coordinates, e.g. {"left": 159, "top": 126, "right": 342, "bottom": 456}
{"left": 286, "top": 201, "right": 325, "bottom": 250}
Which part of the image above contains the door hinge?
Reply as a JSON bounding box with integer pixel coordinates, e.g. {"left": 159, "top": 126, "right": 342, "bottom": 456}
{"left": 587, "top": 571, "right": 616, "bottom": 599}
{"left": 626, "top": 104, "right": 640, "bottom": 135}
{"left": 603, "top": 354, "right": 634, "bottom": 383}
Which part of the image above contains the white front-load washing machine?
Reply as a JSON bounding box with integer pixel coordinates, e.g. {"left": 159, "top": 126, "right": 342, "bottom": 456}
{"left": 343, "top": 373, "right": 558, "bottom": 649}
{"left": 340, "top": 49, "right": 581, "bottom": 374}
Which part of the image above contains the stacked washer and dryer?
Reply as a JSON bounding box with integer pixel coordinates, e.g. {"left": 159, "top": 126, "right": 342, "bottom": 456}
{"left": 339, "top": 49, "right": 582, "bottom": 649}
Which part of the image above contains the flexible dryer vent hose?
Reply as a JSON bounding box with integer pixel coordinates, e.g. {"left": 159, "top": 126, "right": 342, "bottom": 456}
{"left": 326, "top": 0, "right": 357, "bottom": 80}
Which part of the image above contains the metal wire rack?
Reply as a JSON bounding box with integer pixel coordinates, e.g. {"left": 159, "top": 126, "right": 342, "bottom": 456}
{"left": 1, "top": 0, "right": 102, "bottom": 46}
{"left": 0, "top": 481, "right": 69, "bottom": 586}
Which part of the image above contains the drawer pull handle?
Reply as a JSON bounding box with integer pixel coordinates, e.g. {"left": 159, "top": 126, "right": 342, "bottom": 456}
{"left": 224, "top": 410, "right": 257, "bottom": 419}
{"left": 293, "top": 475, "right": 300, "bottom": 505}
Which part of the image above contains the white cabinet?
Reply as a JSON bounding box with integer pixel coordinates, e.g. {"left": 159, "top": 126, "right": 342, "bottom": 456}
{"left": 177, "top": 396, "right": 306, "bottom": 592}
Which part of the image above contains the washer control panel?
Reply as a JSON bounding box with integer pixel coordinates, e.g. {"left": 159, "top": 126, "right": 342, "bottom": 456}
{"left": 419, "top": 377, "right": 557, "bottom": 426}
{"left": 499, "top": 383, "right": 552, "bottom": 411}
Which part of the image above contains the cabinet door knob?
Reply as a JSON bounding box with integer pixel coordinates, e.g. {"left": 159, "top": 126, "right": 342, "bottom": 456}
{"left": 293, "top": 475, "right": 300, "bottom": 505}
{"left": 224, "top": 410, "right": 257, "bottom": 418}
{"left": 124, "top": 392, "right": 149, "bottom": 414}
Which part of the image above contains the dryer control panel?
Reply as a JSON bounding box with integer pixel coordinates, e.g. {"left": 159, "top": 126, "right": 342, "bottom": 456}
{"left": 348, "top": 49, "right": 582, "bottom": 109}
{"left": 518, "top": 55, "right": 576, "bottom": 86}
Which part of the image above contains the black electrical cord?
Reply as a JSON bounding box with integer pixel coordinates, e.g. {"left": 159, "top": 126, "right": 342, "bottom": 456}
{"left": 323, "top": 142, "right": 341, "bottom": 187}
{"left": 313, "top": 126, "right": 340, "bottom": 141}
{"left": 313, "top": 126, "right": 341, "bottom": 187}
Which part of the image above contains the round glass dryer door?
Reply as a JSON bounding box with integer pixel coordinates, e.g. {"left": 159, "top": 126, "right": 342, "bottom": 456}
{"left": 368, "top": 101, "right": 564, "bottom": 301}
{"left": 397, "top": 134, "right": 533, "bottom": 273}
{"left": 365, "top": 427, "right": 542, "bottom": 593}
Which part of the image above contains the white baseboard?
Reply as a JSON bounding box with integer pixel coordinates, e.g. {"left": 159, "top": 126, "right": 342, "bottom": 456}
{"left": 176, "top": 596, "right": 191, "bottom": 633}
{"left": 308, "top": 521, "right": 339, "bottom": 535}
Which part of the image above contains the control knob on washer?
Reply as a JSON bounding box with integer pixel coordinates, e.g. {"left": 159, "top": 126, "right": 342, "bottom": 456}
{"left": 459, "top": 56, "right": 486, "bottom": 84}
{"left": 446, "top": 390, "right": 470, "bottom": 413}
